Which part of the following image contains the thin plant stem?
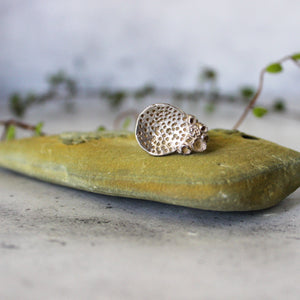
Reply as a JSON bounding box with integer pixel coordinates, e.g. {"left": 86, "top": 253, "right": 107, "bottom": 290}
{"left": 0, "top": 119, "right": 45, "bottom": 141}
{"left": 233, "top": 54, "right": 300, "bottom": 130}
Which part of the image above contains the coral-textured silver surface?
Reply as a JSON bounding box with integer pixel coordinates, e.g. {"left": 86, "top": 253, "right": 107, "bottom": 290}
{"left": 135, "top": 103, "right": 208, "bottom": 156}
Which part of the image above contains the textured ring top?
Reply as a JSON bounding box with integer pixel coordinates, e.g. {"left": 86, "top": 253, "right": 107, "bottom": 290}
{"left": 135, "top": 103, "right": 208, "bottom": 156}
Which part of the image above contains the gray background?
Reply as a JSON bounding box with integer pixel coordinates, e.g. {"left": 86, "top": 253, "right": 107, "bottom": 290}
{"left": 1, "top": 0, "right": 300, "bottom": 98}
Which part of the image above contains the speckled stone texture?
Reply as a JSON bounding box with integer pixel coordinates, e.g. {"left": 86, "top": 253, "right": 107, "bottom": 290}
{"left": 0, "top": 129, "right": 299, "bottom": 211}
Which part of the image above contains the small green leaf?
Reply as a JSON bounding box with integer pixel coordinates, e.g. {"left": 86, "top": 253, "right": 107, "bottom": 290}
{"left": 253, "top": 107, "right": 268, "bottom": 118}
{"left": 200, "top": 68, "right": 217, "bottom": 81}
{"left": 6, "top": 125, "right": 16, "bottom": 141}
{"left": 291, "top": 53, "right": 300, "bottom": 60}
{"left": 265, "top": 63, "right": 283, "bottom": 73}
{"left": 240, "top": 86, "right": 255, "bottom": 99}
{"left": 97, "top": 126, "right": 106, "bottom": 132}
{"left": 272, "top": 99, "right": 286, "bottom": 112}
{"left": 122, "top": 117, "right": 131, "bottom": 130}
{"left": 47, "top": 70, "right": 66, "bottom": 86}
{"left": 35, "top": 122, "right": 44, "bottom": 136}
{"left": 9, "top": 93, "right": 26, "bottom": 117}
{"left": 205, "top": 103, "right": 215, "bottom": 113}
{"left": 107, "top": 90, "right": 127, "bottom": 108}
{"left": 134, "top": 84, "right": 155, "bottom": 100}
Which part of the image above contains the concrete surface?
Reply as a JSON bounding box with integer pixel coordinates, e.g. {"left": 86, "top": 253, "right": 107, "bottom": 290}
{"left": 0, "top": 99, "right": 299, "bottom": 299}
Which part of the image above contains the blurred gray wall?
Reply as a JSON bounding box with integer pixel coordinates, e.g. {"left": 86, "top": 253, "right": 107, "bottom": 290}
{"left": 0, "top": 0, "right": 300, "bottom": 99}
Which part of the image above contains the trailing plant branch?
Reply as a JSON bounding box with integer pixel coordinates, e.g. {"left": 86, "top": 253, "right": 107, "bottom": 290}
{"left": 233, "top": 53, "right": 300, "bottom": 130}
{"left": 0, "top": 120, "right": 45, "bottom": 141}
{"left": 9, "top": 70, "right": 77, "bottom": 117}
{"left": 7, "top": 55, "right": 299, "bottom": 122}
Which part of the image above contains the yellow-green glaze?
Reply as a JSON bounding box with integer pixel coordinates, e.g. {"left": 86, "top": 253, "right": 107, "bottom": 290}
{"left": 0, "top": 129, "right": 299, "bottom": 211}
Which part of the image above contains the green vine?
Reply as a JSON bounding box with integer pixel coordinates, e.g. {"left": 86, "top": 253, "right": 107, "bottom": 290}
{"left": 3, "top": 52, "right": 300, "bottom": 137}
{"left": 0, "top": 120, "right": 44, "bottom": 141}
{"left": 9, "top": 70, "right": 77, "bottom": 117}
{"left": 233, "top": 53, "right": 300, "bottom": 129}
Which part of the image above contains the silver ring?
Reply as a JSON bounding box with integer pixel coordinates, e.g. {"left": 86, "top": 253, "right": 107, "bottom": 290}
{"left": 135, "top": 103, "right": 208, "bottom": 156}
